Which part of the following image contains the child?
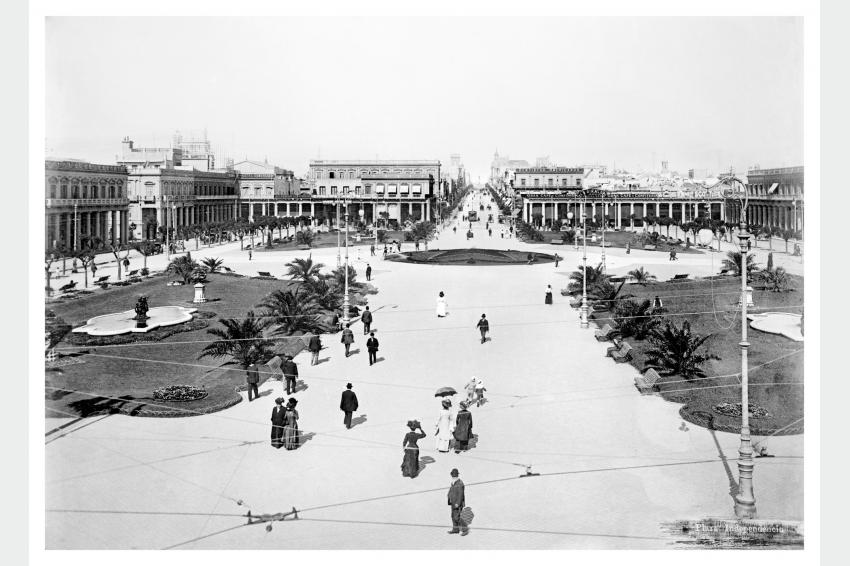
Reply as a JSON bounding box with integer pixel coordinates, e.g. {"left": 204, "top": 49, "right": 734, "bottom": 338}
{"left": 474, "top": 378, "right": 487, "bottom": 407}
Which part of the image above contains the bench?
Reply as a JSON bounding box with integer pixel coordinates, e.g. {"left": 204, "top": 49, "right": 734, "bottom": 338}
{"left": 126, "top": 269, "right": 139, "bottom": 277}
{"left": 668, "top": 274, "right": 689, "bottom": 282}
{"left": 297, "top": 244, "right": 311, "bottom": 250}
{"left": 719, "top": 268, "right": 732, "bottom": 276}
{"left": 634, "top": 368, "right": 661, "bottom": 394}
{"left": 610, "top": 342, "right": 633, "bottom": 363}
{"left": 609, "top": 276, "right": 626, "bottom": 283}
{"left": 59, "top": 281, "right": 77, "bottom": 292}
{"left": 257, "top": 271, "right": 274, "bottom": 278}
{"left": 643, "top": 245, "right": 657, "bottom": 251}
{"left": 550, "top": 239, "right": 563, "bottom": 245}
{"left": 222, "top": 266, "right": 234, "bottom": 273}
{"left": 569, "top": 296, "right": 582, "bottom": 308}
{"left": 94, "top": 275, "right": 110, "bottom": 284}
{"left": 594, "top": 324, "right": 619, "bottom": 342}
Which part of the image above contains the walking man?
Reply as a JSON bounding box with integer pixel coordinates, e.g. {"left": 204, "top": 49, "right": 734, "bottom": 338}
{"left": 476, "top": 314, "right": 490, "bottom": 344}
{"left": 282, "top": 355, "right": 299, "bottom": 395}
{"left": 366, "top": 332, "right": 379, "bottom": 366}
{"left": 339, "top": 383, "right": 359, "bottom": 429}
{"left": 309, "top": 333, "right": 322, "bottom": 366}
{"left": 248, "top": 249, "right": 252, "bottom": 261}
{"left": 341, "top": 324, "right": 355, "bottom": 357}
{"left": 370, "top": 243, "right": 376, "bottom": 256}
{"left": 246, "top": 362, "right": 260, "bottom": 402}
{"left": 554, "top": 253, "right": 560, "bottom": 268}
{"left": 366, "top": 263, "right": 372, "bottom": 281}
{"left": 361, "top": 305, "right": 373, "bottom": 335}
{"left": 447, "top": 468, "right": 468, "bottom": 535}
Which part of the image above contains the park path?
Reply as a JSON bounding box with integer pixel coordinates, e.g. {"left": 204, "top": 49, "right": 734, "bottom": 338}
{"left": 45, "top": 191, "right": 803, "bottom": 549}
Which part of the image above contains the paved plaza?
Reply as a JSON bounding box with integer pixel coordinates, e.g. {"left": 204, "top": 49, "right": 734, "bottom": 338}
{"left": 45, "top": 194, "right": 803, "bottom": 549}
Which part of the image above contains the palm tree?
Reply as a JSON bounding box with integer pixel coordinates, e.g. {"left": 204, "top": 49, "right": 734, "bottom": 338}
{"left": 613, "top": 299, "right": 663, "bottom": 339}
{"left": 410, "top": 221, "right": 436, "bottom": 243}
{"left": 285, "top": 256, "right": 325, "bottom": 283}
{"left": 627, "top": 266, "right": 656, "bottom": 285}
{"left": 202, "top": 257, "right": 224, "bottom": 273}
{"left": 167, "top": 252, "right": 205, "bottom": 284}
{"left": 199, "top": 312, "right": 274, "bottom": 369}
{"left": 303, "top": 275, "right": 343, "bottom": 312}
{"left": 588, "top": 280, "right": 633, "bottom": 312}
{"left": 256, "top": 288, "right": 328, "bottom": 335}
{"left": 644, "top": 320, "right": 720, "bottom": 379}
{"left": 295, "top": 229, "right": 316, "bottom": 248}
{"left": 330, "top": 264, "right": 359, "bottom": 289}
{"left": 721, "top": 250, "right": 759, "bottom": 279}
{"left": 760, "top": 266, "right": 793, "bottom": 292}
{"left": 568, "top": 262, "right": 608, "bottom": 294}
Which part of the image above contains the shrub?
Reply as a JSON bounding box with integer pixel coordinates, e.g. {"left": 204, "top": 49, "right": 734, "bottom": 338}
{"left": 645, "top": 320, "right": 720, "bottom": 379}
{"left": 295, "top": 229, "right": 315, "bottom": 247}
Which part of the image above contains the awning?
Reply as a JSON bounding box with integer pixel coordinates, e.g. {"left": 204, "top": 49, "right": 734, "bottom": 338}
{"left": 768, "top": 183, "right": 779, "bottom": 194}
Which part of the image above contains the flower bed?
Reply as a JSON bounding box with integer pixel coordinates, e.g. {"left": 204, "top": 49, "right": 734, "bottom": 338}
{"left": 712, "top": 401, "right": 771, "bottom": 419}
{"left": 153, "top": 384, "right": 208, "bottom": 402}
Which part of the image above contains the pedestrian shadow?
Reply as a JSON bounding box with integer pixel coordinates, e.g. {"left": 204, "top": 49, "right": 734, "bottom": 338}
{"left": 418, "top": 455, "right": 436, "bottom": 473}
{"left": 297, "top": 432, "right": 316, "bottom": 447}
{"left": 350, "top": 414, "right": 368, "bottom": 428}
{"left": 375, "top": 356, "right": 386, "bottom": 363}
{"left": 258, "top": 389, "right": 274, "bottom": 398}
{"left": 468, "top": 434, "right": 480, "bottom": 449}
{"left": 349, "top": 348, "right": 361, "bottom": 356}
{"left": 294, "top": 380, "right": 309, "bottom": 393}
{"left": 317, "top": 357, "right": 330, "bottom": 365}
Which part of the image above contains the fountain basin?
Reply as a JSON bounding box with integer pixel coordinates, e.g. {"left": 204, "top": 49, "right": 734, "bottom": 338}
{"left": 73, "top": 306, "right": 198, "bottom": 336}
{"left": 747, "top": 312, "right": 803, "bottom": 342}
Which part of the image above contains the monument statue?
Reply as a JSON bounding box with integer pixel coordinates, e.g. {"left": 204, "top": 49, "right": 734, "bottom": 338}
{"left": 134, "top": 296, "right": 150, "bottom": 328}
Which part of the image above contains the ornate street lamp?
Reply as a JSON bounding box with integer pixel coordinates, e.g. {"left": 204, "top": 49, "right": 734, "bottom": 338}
{"left": 342, "top": 190, "right": 352, "bottom": 326}
{"left": 580, "top": 205, "right": 589, "bottom": 329}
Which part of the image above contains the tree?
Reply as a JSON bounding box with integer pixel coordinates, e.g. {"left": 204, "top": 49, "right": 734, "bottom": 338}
{"left": 45, "top": 248, "right": 60, "bottom": 296}
{"left": 588, "top": 280, "right": 633, "bottom": 312}
{"left": 285, "top": 256, "right": 325, "bottom": 283}
{"left": 132, "top": 240, "right": 158, "bottom": 271}
{"left": 760, "top": 225, "right": 775, "bottom": 251}
{"left": 199, "top": 312, "right": 274, "bottom": 369}
{"left": 109, "top": 243, "right": 130, "bottom": 281}
{"left": 303, "top": 275, "right": 343, "bottom": 312}
{"left": 166, "top": 252, "right": 205, "bottom": 284}
{"left": 256, "top": 288, "right": 327, "bottom": 336}
{"left": 658, "top": 216, "right": 673, "bottom": 237}
{"left": 410, "top": 221, "right": 436, "bottom": 243}
{"left": 75, "top": 236, "right": 102, "bottom": 288}
{"left": 780, "top": 228, "right": 796, "bottom": 254}
{"left": 644, "top": 320, "right": 720, "bottom": 379}
{"left": 613, "top": 299, "right": 663, "bottom": 339}
{"left": 568, "top": 262, "right": 608, "bottom": 294}
{"left": 295, "top": 229, "right": 315, "bottom": 248}
{"left": 627, "top": 266, "right": 656, "bottom": 285}
{"left": 760, "top": 266, "right": 793, "bottom": 292}
{"left": 721, "top": 250, "right": 759, "bottom": 279}
{"left": 202, "top": 257, "right": 224, "bottom": 273}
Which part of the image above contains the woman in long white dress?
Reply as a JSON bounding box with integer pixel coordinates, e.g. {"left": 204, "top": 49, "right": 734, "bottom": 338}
{"left": 436, "top": 291, "right": 449, "bottom": 318}
{"left": 435, "top": 399, "right": 454, "bottom": 452}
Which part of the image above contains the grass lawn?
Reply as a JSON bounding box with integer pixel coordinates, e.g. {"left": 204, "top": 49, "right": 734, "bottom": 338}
{"left": 46, "top": 273, "right": 301, "bottom": 418}
{"left": 254, "top": 230, "right": 407, "bottom": 252}
{"left": 537, "top": 229, "right": 704, "bottom": 254}
{"left": 590, "top": 274, "right": 804, "bottom": 435}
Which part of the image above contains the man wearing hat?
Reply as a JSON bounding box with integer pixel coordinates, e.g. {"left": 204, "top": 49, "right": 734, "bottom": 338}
{"left": 447, "top": 468, "right": 468, "bottom": 535}
{"left": 245, "top": 362, "right": 260, "bottom": 402}
{"left": 476, "top": 314, "right": 490, "bottom": 344}
{"left": 282, "top": 355, "right": 299, "bottom": 395}
{"left": 339, "top": 383, "right": 359, "bottom": 429}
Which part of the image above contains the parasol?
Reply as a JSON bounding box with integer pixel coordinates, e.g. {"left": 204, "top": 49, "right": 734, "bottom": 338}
{"left": 434, "top": 387, "right": 457, "bottom": 398}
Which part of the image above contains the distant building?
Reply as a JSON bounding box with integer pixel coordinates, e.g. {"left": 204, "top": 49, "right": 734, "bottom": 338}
{"left": 490, "top": 150, "right": 531, "bottom": 186}
{"left": 173, "top": 130, "right": 216, "bottom": 171}
{"left": 231, "top": 159, "right": 300, "bottom": 221}
{"left": 45, "top": 160, "right": 130, "bottom": 251}
{"left": 308, "top": 159, "right": 441, "bottom": 225}
{"left": 725, "top": 165, "right": 804, "bottom": 233}
{"left": 117, "top": 137, "right": 182, "bottom": 170}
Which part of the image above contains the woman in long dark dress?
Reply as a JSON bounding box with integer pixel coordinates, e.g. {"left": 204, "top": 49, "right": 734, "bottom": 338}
{"left": 453, "top": 402, "right": 473, "bottom": 453}
{"left": 270, "top": 397, "right": 286, "bottom": 449}
{"left": 283, "top": 398, "right": 300, "bottom": 450}
{"left": 545, "top": 285, "right": 553, "bottom": 305}
{"left": 401, "top": 420, "right": 426, "bottom": 478}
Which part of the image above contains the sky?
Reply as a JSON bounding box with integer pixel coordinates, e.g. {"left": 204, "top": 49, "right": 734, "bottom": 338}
{"left": 45, "top": 17, "right": 803, "bottom": 180}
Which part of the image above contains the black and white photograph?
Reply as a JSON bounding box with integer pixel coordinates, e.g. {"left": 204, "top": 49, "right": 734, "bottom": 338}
{"left": 24, "top": 0, "right": 824, "bottom": 561}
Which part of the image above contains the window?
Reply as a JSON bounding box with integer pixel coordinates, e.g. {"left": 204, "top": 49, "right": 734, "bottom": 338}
{"left": 412, "top": 184, "right": 422, "bottom": 194}
{"left": 388, "top": 184, "right": 397, "bottom": 196}
{"left": 109, "top": 186, "right": 116, "bottom": 198}
{"left": 365, "top": 184, "right": 372, "bottom": 195}
{"left": 49, "top": 184, "right": 57, "bottom": 198}
{"left": 562, "top": 178, "right": 568, "bottom": 186}
{"left": 331, "top": 186, "right": 338, "bottom": 195}
{"left": 576, "top": 178, "right": 582, "bottom": 187}
{"left": 376, "top": 184, "right": 385, "bottom": 195}
{"left": 319, "top": 186, "right": 326, "bottom": 195}
{"left": 520, "top": 178, "right": 526, "bottom": 187}
{"left": 547, "top": 178, "right": 553, "bottom": 187}
{"left": 400, "top": 183, "right": 409, "bottom": 195}
{"left": 72, "top": 185, "right": 79, "bottom": 199}
{"left": 533, "top": 178, "right": 540, "bottom": 187}
{"left": 329, "top": 171, "right": 336, "bottom": 179}
{"left": 354, "top": 186, "right": 361, "bottom": 195}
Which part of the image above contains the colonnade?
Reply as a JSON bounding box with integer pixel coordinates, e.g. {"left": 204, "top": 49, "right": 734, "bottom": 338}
{"left": 523, "top": 200, "right": 725, "bottom": 227}
{"left": 46, "top": 209, "right": 128, "bottom": 251}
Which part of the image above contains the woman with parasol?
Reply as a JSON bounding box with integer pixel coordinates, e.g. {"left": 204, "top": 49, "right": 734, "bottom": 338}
{"left": 401, "top": 420, "right": 426, "bottom": 478}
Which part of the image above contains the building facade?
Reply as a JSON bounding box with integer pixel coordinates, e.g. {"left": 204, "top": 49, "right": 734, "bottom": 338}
{"left": 45, "top": 160, "right": 130, "bottom": 251}
{"left": 117, "top": 137, "right": 182, "bottom": 170}
{"left": 724, "top": 166, "right": 804, "bottom": 233}
{"left": 232, "top": 160, "right": 300, "bottom": 221}
{"left": 514, "top": 166, "right": 586, "bottom": 191}
{"left": 306, "top": 159, "right": 442, "bottom": 225}
{"left": 126, "top": 168, "right": 239, "bottom": 240}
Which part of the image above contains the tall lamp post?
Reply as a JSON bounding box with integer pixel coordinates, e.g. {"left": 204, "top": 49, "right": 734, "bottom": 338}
{"left": 336, "top": 194, "right": 342, "bottom": 268}
{"left": 342, "top": 190, "right": 352, "bottom": 326}
{"left": 580, "top": 205, "right": 589, "bottom": 329}
{"left": 600, "top": 197, "right": 608, "bottom": 273}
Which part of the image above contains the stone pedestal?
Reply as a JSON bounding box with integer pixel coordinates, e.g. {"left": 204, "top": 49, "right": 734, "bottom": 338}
{"left": 193, "top": 283, "right": 208, "bottom": 303}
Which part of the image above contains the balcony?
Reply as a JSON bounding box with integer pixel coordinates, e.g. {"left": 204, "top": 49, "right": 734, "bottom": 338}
{"left": 45, "top": 198, "right": 130, "bottom": 208}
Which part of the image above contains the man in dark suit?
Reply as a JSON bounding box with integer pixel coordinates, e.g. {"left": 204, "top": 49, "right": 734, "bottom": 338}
{"left": 309, "top": 334, "right": 322, "bottom": 366}
{"left": 365, "top": 263, "right": 372, "bottom": 281}
{"left": 366, "top": 332, "right": 379, "bottom": 366}
{"left": 246, "top": 363, "right": 260, "bottom": 402}
{"left": 270, "top": 397, "right": 286, "bottom": 448}
{"left": 476, "top": 314, "right": 489, "bottom": 344}
{"left": 361, "top": 306, "right": 373, "bottom": 335}
{"left": 341, "top": 324, "right": 355, "bottom": 357}
{"left": 447, "top": 468, "right": 468, "bottom": 535}
{"left": 282, "top": 355, "right": 299, "bottom": 395}
{"left": 339, "top": 383, "right": 359, "bottom": 429}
